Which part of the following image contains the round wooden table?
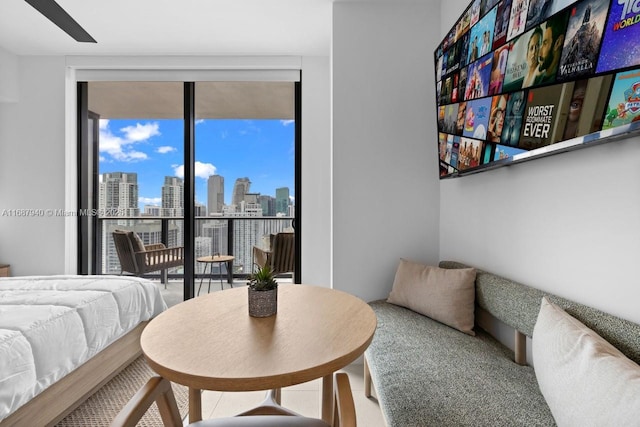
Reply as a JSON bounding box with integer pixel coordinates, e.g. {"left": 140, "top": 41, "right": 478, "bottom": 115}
{"left": 141, "top": 284, "right": 377, "bottom": 423}
{"left": 196, "top": 255, "right": 234, "bottom": 295}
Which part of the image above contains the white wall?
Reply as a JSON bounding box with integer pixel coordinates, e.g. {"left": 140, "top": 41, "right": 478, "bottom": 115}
{"left": 332, "top": 2, "right": 441, "bottom": 302}
{"left": 0, "top": 47, "right": 19, "bottom": 103}
{"left": 300, "top": 56, "right": 332, "bottom": 287}
{"left": 0, "top": 55, "right": 332, "bottom": 281}
{"left": 439, "top": 0, "right": 640, "bottom": 325}
{"left": 0, "top": 56, "right": 67, "bottom": 275}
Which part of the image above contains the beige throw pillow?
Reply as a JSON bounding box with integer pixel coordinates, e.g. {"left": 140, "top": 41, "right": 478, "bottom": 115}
{"left": 533, "top": 297, "right": 640, "bottom": 427}
{"left": 387, "top": 259, "right": 476, "bottom": 335}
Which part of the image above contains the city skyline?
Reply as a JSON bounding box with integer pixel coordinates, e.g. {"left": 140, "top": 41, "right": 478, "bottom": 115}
{"left": 100, "top": 171, "right": 292, "bottom": 215}
{"left": 100, "top": 171, "right": 294, "bottom": 275}
{"left": 99, "top": 118, "right": 295, "bottom": 208}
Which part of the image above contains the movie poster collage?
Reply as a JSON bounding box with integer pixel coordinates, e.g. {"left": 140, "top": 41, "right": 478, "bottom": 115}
{"left": 436, "top": 0, "right": 640, "bottom": 177}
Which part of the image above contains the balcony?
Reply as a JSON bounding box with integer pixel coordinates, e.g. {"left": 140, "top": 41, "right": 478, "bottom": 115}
{"left": 96, "top": 216, "right": 294, "bottom": 306}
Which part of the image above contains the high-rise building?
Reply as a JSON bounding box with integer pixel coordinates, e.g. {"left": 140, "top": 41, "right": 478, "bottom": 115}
{"left": 202, "top": 221, "right": 228, "bottom": 256}
{"left": 143, "top": 205, "right": 162, "bottom": 216}
{"left": 259, "top": 195, "right": 275, "bottom": 216}
{"left": 276, "top": 187, "right": 290, "bottom": 215}
{"left": 232, "top": 177, "right": 251, "bottom": 207}
{"left": 161, "top": 176, "right": 184, "bottom": 217}
{"left": 207, "top": 175, "right": 224, "bottom": 215}
{"left": 194, "top": 202, "right": 207, "bottom": 236}
{"left": 194, "top": 202, "right": 207, "bottom": 217}
{"left": 244, "top": 193, "right": 260, "bottom": 204}
{"left": 99, "top": 172, "right": 140, "bottom": 274}
{"left": 99, "top": 172, "right": 139, "bottom": 217}
{"left": 194, "top": 236, "right": 212, "bottom": 273}
{"left": 223, "top": 200, "right": 263, "bottom": 273}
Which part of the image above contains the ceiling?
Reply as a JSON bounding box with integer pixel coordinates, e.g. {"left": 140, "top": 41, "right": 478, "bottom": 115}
{"left": 0, "top": 0, "right": 333, "bottom": 56}
{"left": 88, "top": 81, "right": 295, "bottom": 119}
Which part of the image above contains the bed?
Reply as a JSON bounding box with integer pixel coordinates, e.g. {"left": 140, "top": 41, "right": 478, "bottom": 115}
{"left": 0, "top": 275, "right": 166, "bottom": 427}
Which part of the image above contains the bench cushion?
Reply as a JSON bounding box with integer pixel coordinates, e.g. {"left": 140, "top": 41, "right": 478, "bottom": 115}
{"left": 366, "top": 300, "right": 555, "bottom": 426}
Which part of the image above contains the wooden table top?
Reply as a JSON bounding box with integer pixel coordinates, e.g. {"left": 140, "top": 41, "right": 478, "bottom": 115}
{"left": 141, "top": 284, "right": 377, "bottom": 391}
{"left": 196, "top": 255, "right": 234, "bottom": 263}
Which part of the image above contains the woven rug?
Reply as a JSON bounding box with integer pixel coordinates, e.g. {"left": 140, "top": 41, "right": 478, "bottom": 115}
{"left": 56, "top": 356, "right": 189, "bottom": 426}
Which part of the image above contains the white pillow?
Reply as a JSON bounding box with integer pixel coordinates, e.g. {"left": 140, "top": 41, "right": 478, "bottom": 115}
{"left": 532, "top": 296, "right": 640, "bottom": 427}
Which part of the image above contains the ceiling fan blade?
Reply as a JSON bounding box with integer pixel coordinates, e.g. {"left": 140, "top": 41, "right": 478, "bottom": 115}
{"left": 24, "top": 0, "right": 96, "bottom": 43}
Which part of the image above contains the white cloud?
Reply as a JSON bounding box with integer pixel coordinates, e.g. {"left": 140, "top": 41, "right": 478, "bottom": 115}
{"left": 139, "top": 197, "right": 162, "bottom": 205}
{"left": 280, "top": 119, "right": 295, "bottom": 126}
{"left": 98, "top": 120, "right": 159, "bottom": 162}
{"left": 156, "top": 146, "right": 176, "bottom": 154}
{"left": 197, "top": 162, "right": 217, "bottom": 178}
{"left": 126, "top": 151, "right": 148, "bottom": 161}
{"left": 196, "top": 119, "right": 205, "bottom": 125}
{"left": 120, "top": 122, "right": 160, "bottom": 142}
{"left": 173, "top": 161, "right": 216, "bottom": 180}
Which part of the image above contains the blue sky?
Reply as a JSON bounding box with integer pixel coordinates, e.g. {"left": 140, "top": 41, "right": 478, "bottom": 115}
{"left": 99, "top": 118, "right": 295, "bottom": 208}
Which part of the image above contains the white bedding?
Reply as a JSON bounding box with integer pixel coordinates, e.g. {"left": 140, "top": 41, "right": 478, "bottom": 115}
{"left": 0, "top": 275, "right": 166, "bottom": 422}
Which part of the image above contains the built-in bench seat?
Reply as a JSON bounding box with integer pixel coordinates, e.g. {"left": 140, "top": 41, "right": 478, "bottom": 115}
{"left": 364, "top": 261, "right": 640, "bottom": 426}
{"left": 366, "top": 300, "right": 553, "bottom": 426}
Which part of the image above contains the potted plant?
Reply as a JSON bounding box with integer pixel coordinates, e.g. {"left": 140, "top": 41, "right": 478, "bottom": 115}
{"left": 247, "top": 265, "right": 278, "bottom": 317}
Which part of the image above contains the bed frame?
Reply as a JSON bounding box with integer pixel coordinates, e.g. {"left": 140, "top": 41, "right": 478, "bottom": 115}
{"left": 0, "top": 322, "right": 147, "bottom": 427}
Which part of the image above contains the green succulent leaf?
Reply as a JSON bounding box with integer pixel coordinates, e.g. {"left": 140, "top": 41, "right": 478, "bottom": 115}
{"left": 248, "top": 265, "right": 278, "bottom": 291}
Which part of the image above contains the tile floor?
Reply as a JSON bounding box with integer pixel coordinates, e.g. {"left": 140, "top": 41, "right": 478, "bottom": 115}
{"left": 198, "top": 363, "right": 386, "bottom": 426}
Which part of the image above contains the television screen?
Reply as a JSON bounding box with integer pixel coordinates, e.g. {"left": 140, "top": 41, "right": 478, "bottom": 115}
{"left": 596, "top": 0, "right": 640, "bottom": 73}
{"left": 464, "top": 53, "right": 494, "bottom": 100}
{"left": 603, "top": 69, "right": 640, "bottom": 129}
{"left": 435, "top": 0, "right": 640, "bottom": 178}
{"left": 557, "top": 0, "right": 608, "bottom": 80}
{"left": 493, "top": 0, "right": 514, "bottom": 48}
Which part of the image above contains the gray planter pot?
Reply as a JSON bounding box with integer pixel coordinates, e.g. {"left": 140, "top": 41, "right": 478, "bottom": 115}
{"left": 248, "top": 287, "right": 278, "bottom": 317}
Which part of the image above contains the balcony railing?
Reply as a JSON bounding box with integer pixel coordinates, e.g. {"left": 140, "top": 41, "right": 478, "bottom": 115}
{"left": 95, "top": 216, "right": 294, "bottom": 283}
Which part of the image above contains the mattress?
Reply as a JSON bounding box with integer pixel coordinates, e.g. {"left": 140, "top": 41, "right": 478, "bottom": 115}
{"left": 0, "top": 275, "right": 166, "bottom": 422}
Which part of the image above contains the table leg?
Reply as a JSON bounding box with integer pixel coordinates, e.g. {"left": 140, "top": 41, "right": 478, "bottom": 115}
{"left": 207, "top": 263, "right": 213, "bottom": 293}
{"left": 321, "top": 374, "right": 333, "bottom": 424}
{"left": 228, "top": 260, "right": 234, "bottom": 287}
{"left": 189, "top": 387, "right": 202, "bottom": 423}
{"left": 197, "top": 263, "right": 207, "bottom": 296}
{"left": 218, "top": 262, "right": 224, "bottom": 290}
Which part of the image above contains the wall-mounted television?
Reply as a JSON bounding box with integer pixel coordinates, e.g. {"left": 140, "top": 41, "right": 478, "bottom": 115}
{"left": 435, "top": 0, "right": 640, "bottom": 178}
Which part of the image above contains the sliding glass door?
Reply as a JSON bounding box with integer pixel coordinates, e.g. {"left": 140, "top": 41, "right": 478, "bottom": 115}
{"left": 194, "top": 82, "right": 296, "bottom": 279}
{"left": 77, "top": 79, "right": 300, "bottom": 305}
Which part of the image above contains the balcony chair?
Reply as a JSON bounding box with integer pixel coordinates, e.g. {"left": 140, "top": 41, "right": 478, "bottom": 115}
{"left": 112, "top": 229, "right": 184, "bottom": 287}
{"left": 110, "top": 373, "right": 356, "bottom": 427}
{"left": 252, "top": 231, "right": 295, "bottom": 276}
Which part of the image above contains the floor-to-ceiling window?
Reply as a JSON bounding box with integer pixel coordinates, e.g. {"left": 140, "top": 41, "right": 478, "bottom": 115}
{"left": 194, "top": 82, "right": 296, "bottom": 278}
{"left": 78, "top": 78, "right": 300, "bottom": 305}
